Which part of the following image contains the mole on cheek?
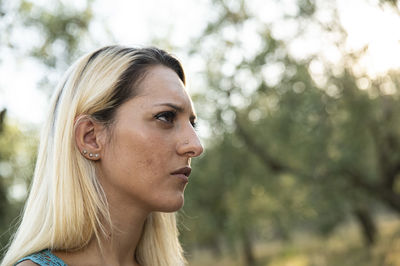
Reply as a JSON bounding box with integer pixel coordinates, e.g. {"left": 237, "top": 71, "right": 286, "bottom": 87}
{"left": 146, "top": 158, "right": 153, "bottom": 166}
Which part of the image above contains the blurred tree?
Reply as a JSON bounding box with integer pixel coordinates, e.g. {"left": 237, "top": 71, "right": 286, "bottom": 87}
{"left": 0, "top": 0, "right": 95, "bottom": 254}
{"left": 183, "top": 0, "right": 400, "bottom": 264}
{"left": 1, "top": 0, "right": 95, "bottom": 94}
{"left": 0, "top": 114, "right": 38, "bottom": 249}
{"left": 381, "top": 0, "right": 400, "bottom": 14}
{"left": 0, "top": 109, "right": 8, "bottom": 234}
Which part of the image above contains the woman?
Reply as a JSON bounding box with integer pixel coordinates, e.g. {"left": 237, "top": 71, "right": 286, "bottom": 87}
{"left": 1, "top": 45, "right": 203, "bottom": 266}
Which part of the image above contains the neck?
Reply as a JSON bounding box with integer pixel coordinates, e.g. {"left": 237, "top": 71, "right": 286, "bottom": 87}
{"left": 86, "top": 170, "right": 151, "bottom": 266}
{"left": 91, "top": 198, "right": 150, "bottom": 266}
{"left": 56, "top": 199, "right": 150, "bottom": 266}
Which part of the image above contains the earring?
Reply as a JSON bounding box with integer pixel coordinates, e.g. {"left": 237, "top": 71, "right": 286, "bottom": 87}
{"left": 82, "top": 150, "right": 99, "bottom": 159}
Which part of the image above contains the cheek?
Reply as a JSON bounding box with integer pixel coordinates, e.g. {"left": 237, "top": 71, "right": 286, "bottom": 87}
{"left": 135, "top": 140, "right": 173, "bottom": 184}
{"left": 107, "top": 128, "right": 172, "bottom": 185}
{"left": 99, "top": 123, "right": 184, "bottom": 212}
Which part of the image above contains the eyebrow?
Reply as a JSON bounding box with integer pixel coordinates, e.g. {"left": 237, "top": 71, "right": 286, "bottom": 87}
{"left": 154, "top": 103, "right": 197, "bottom": 120}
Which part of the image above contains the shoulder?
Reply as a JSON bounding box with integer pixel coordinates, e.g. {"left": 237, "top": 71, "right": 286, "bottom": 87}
{"left": 14, "top": 249, "right": 67, "bottom": 266}
{"left": 15, "top": 261, "right": 39, "bottom": 266}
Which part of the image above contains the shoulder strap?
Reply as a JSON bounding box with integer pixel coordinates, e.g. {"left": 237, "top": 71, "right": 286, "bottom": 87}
{"left": 16, "top": 249, "right": 67, "bottom": 266}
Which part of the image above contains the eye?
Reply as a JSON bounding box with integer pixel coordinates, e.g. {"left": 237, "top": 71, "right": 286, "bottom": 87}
{"left": 155, "top": 111, "right": 176, "bottom": 124}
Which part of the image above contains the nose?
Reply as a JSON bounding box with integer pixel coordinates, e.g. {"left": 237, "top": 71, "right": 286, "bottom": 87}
{"left": 177, "top": 124, "right": 204, "bottom": 158}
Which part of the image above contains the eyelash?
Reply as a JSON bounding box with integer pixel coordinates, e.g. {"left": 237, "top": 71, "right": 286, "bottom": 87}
{"left": 155, "top": 111, "right": 176, "bottom": 124}
{"left": 154, "top": 111, "right": 198, "bottom": 129}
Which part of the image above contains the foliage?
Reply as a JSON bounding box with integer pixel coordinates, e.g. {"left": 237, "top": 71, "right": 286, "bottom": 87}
{"left": 182, "top": 0, "right": 400, "bottom": 264}
{"left": 0, "top": 0, "right": 94, "bottom": 253}
{"left": 1, "top": 0, "right": 95, "bottom": 94}
{"left": 0, "top": 114, "right": 38, "bottom": 249}
{"left": 18, "top": 0, "right": 93, "bottom": 68}
{"left": 1, "top": 0, "right": 400, "bottom": 265}
{"left": 187, "top": 216, "right": 400, "bottom": 266}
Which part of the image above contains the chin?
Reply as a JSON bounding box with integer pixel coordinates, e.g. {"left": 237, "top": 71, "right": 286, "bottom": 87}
{"left": 157, "top": 194, "right": 185, "bottom": 212}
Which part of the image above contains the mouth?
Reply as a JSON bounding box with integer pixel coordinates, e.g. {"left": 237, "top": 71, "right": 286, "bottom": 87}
{"left": 171, "top": 166, "right": 192, "bottom": 182}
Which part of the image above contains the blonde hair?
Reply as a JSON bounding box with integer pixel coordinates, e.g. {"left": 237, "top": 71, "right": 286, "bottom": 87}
{"left": 1, "top": 46, "right": 186, "bottom": 266}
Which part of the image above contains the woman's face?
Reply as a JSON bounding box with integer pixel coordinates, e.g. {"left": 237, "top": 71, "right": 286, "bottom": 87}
{"left": 98, "top": 65, "right": 203, "bottom": 213}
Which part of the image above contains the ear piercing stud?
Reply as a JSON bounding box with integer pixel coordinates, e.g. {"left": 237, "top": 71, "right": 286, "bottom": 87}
{"left": 82, "top": 150, "right": 99, "bottom": 159}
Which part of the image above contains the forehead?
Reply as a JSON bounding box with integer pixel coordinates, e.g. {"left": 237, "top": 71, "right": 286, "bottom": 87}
{"left": 135, "top": 65, "right": 195, "bottom": 111}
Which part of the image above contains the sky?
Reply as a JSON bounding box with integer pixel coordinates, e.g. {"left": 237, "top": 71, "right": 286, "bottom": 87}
{"left": 1, "top": 0, "right": 400, "bottom": 127}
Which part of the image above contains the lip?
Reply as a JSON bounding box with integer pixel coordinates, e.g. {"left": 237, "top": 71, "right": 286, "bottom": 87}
{"left": 171, "top": 166, "right": 191, "bottom": 182}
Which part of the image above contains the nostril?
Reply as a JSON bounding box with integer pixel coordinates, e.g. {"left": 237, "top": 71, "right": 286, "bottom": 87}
{"left": 192, "top": 144, "right": 204, "bottom": 157}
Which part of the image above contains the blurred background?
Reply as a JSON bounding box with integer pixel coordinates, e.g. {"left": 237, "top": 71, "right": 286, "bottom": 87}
{"left": 1, "top": 0, "right": 400, "bottom": 265}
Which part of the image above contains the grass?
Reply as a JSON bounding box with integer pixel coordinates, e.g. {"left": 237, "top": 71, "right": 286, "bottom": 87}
{"left": 187, "top": 215, "right": 400, "bottom": 266}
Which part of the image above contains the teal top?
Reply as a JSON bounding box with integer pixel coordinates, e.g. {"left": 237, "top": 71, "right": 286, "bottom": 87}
{"left": 16, "top": 249, "right": 67, "bottom": 266}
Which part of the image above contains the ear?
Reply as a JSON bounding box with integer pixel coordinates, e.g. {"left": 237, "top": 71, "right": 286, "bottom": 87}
{"left": 74, "top": 115, "right": 105, "bottom": 161}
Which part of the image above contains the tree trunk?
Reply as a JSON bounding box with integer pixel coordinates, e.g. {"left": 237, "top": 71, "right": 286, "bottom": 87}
{"left": 0, "top": 109, "right": 6, "bottom": 133}
{"left": 241, "top": 228, "right": 256, "bottom": 266}
{"left": 210, "top": 239, "right": 222, "bottom": 258}
{"left": 353, "top": 207, "right": 377, "bottom": 246}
